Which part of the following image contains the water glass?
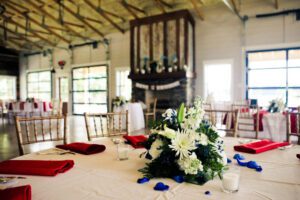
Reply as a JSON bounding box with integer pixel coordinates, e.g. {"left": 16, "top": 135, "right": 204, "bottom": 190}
{"left": 222, "top": 167, "right": 240, "bottom": 193}
{"left": 117, "top": 143, "right": 129, "bottom": 161}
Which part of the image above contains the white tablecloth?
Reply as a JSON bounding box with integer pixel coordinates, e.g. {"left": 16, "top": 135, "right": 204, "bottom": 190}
{"left": 3, "top": 137, "right": 300, "bottom": 200}
{"left": 114, "top": 103, "right": 145, "bottom": 133}
{"left": 239, "top": 113, "right": 287, "bottom": 142}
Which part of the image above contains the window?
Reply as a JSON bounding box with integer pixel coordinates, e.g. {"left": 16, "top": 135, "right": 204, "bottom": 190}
{"left": 72, "top": 65, "right": 108, "bottom": 115}
{"left": 0, "top": 75, "right": 16, "bottom": 100}
{"left": 27, "top": 71, "right": 52, "bottom": 101}
{"left": 204, "top": 61, "right": 232, "bottom": 101}
{"left": 57, "top": 77, "right": 68, "bottom": 102}
{"left": 246, "top": 48, "right": 300, "bottom": 107}
{"left": 116, "top": 68, "right": 132, "bottom": 100}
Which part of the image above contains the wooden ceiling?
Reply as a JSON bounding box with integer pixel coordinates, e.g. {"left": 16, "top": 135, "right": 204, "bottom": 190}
{"left": 0, "top": 0, "right": 279, "bottom": 52}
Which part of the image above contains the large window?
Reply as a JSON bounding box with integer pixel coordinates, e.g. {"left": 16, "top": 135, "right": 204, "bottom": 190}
{"left": 204, "top": 61, "right": 232, "bottom": 101}
{"left": 246, "top": 48, "right": 300, "bottom": 107}
{"left": 116, "top": 68, "right": 131, "bottom": 100}
{"left": 72, "top": 65, "right": 108, "bottom": 115}
{"left": 27, "top": 71, "right": 52, "bottom": 101}
{"left": 0, "top": 75, "right": 16, "bottom": 100}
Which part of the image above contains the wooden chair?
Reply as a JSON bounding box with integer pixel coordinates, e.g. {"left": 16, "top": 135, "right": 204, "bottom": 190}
{"left": 204, "top": 109, "right": 240, "bottom": 137}
{"left": 232, "top": 103, "right": 260, "bottom": 139}
{"left": 84, "top": 111, "right": 128, "bottom": 141}
{"left": 286, "top": 111, "right": 300, "bottom": 144}
{"left": 145, "top": 98, "right": 157, "bottom": 128}
{"left": 14, "top": 114, "right": 67, "bottom": 155}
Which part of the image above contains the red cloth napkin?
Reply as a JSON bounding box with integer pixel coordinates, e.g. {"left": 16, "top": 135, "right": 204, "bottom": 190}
{"left": 43, "top": 102, "right": 47, "bottom": 112}
{"left": 0, "top": 160, "right": 74, "bottom": 176}
{"left": 123, "top": 135, "right": 147, "bottom": 148}
{"left": 56, "top": 143, "right": 106, "bottom": 155}
{"left": 0, "top": 185, "right": 31, "bottom": 200}
{"left": 49, "top": 102, "right": 53, "bottom": 109}
{"left": 20, "top": 102, "right": 25, "bottom": 111}
{"left": 234, "top": 139, "right": 290, "bottom": 154}
{"left": 33, "top": 102, "right": 38, "bottom": 109}
{"left": 253, "top": 110, "right": 268, "bottom": 131}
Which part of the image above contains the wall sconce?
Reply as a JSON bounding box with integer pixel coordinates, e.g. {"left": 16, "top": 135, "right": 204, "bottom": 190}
{"left": 58, "top": 60, "right": 66, "bottom": 70}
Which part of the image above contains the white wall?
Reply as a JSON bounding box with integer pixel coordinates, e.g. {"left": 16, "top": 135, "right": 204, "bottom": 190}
{"left": 19, "top": 0, "right": 300, "bottom": 113}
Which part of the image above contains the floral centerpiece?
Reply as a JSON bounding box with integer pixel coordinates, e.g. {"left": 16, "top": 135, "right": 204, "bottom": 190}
{"left": 139, "top": 98, "right": 227, "bottom": 185}
{"left": 267, "top": 98, "right": 285, "bottom": 113}
{"left": 112, "top": 96, "right": 127, "bottom": 107}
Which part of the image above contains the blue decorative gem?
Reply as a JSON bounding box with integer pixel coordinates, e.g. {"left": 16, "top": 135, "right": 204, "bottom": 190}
{"left": 256, "top": 166, "right": 263, "bottom": 172}
{"left": 173, "top": 175, "right": 184, "bottom": 183}
{"left": 154, "top": 182, "right": 169, "bottom": 191}
{"left": 205, "top": 191, "right": 211, "bottom": 195}
{"left": 137, "top": 177, "right": 150, "bottom": 184}
{"left": 227, "top": 158, "right": 232, "bottom": 163}
{"left": 233, "top": 153, "right": 245, "bottom": 160}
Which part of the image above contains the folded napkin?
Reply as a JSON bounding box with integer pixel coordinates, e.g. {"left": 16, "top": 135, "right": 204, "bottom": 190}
{"left": 56, "top": 143, "right": 106, "bottom": 155}
{"left": 0, "top": 160, "right": 74, "bottom": 176}
{"left": 123, "top": 135, "right": 147, "bottom": 148}
{"left": 0, "top": 185, "right": 31, "bottom": 200}
{"left": 234, "top": 139, "right": 289, "bottom": 154}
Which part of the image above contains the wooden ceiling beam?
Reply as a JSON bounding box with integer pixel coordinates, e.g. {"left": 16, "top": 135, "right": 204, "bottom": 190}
{"left": 154, "top": 0, "right": 166, "bottom": 13}
{"left": 5, "top": 2, "right": 71, "bottom": 43}
{"left": 83, "top": 0, "right": 125, "bottom": 33}
{"left": 3, "top": 16, "right": 56, "bottom": 46}
{"left": 189, "top": 0, "right": 204, "bottom": 20}
{"left": 274, "top": 0, "right": 279, "bottom": 9}
{"left": 222, "top": 0, "right": 243, "bottom": 22}
{"left": 26, "top": 0, "right": 91, "bottom": 41}
{"left": 55, "top": 0, "right": 104, "bottom": 37}
{"left": 120, "top": 1, "right": 139, "bottom": 19}
{"left": 158, "top": 0, "right": 173, "bottom": 9}
{"left": 230, "top": 0, "right": 239, "bottom": 13}
{"left": 123, "top": 1, "right": 146, "bottom": 15}
{"left": 0, "top": 25, "right": 43, "bottom": 49}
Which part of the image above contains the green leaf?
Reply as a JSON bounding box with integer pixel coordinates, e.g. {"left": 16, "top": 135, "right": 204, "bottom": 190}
{"left": 177, "top": 103, "right": 185, "bottom": 124}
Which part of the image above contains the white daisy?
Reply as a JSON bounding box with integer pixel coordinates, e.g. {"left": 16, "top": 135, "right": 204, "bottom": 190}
{"left": 169, "top": 130, "right": 197, "bottom": 160}
{"left": 158, "top": 126, "right": 176, "bottom": 139}
{"left": 149, "top": 139, "right": 163, "bottom": 159}
{"left": 178, "top": 152, "right": 204, "bottom": 175}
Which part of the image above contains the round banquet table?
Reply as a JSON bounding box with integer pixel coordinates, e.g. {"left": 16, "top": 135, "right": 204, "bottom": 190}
{"left": 3, "top": 137, "right": 300, "bottom": 200}
{"left": 113, "top": 103, "right": 145, "bottom": 133}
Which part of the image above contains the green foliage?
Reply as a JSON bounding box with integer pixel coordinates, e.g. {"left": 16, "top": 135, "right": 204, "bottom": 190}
{"left": 177, "top": 103, "right": 185, "bottom": 124}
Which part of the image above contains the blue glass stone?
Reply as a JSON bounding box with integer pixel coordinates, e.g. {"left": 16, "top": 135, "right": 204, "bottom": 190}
{"left": 137, "top": 177, "right": 150, "bottom": 184}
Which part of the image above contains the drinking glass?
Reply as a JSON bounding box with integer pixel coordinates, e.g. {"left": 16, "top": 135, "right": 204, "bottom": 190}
{"left": 222, "top": 167, "right": 240, "bottom": 193}
{"left": 117, "top": 143, "right": 129, "bottom": 161}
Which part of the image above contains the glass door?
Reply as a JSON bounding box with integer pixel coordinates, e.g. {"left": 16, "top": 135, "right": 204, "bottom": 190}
{"left": 72, "top": 65, "right": 108, "bottom": 115}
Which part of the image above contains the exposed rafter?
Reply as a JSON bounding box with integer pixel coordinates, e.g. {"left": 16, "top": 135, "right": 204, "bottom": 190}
{"left": 189, "top": 0, "right": 204, "bottom": 20}
{"left": 55, "top": 0, "right": 104, "bottom": 37}
{"left": 154, "top": 0, "right": 166, "bottom": 13}
{"left": 222, "top": 0, "right": 243, "bottom": 22}
{"left": 26, "top": 0, "right": 90, "bottom": 41}
{"left": 120, "top": 0, "right": 139, "bottom": 19}
{"left": 5, "top": 2, "right": 71, "bottom": 43}
{"left": 3, "top": 16, "right": 56, "bottom": 46}
{"left": 0, "top": 25, "right": 43, "bottom": 49}
{"left": 83, "top": 0, "right": 125, "bottom": 33}
{"left": 121, "top": 1, "right": 146, "bottom": 15}
{"left": 274, "top": 0, "right": 279, "bottom": 9}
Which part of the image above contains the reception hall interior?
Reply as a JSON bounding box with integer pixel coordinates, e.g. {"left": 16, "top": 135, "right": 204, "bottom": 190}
{"left": 0, "top": 0, "right": 300, "bottom": 199}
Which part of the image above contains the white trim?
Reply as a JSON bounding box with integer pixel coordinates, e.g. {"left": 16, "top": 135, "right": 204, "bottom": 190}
{"left": 26, "top": 68, "right": 52, "bottom": 73}
{"left": 243, "top": 42, "right": 300, "bottom": 52}
{"left": 71, "top": 61, "right": 109, "bottom": 68}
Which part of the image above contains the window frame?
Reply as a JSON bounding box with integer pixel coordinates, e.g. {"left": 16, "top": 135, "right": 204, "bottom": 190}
{"left": 71, "top": 64, "right": 109, "bottom": 115}
{"left": 0, "top": 75, "right": 17, "bottom": 100}
{"left": 27, "top": 70, "right": 52, "bottom": 101}
{"left": 246, "top": 47, "right": 300, "bottom": 106}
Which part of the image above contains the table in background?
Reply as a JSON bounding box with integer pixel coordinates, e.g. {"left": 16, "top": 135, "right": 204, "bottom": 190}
{"left": 113, "top": 102, "right": 145, "bottom": 133}
{"left": 4, "top": 137, "right": 300, "bottom": 200}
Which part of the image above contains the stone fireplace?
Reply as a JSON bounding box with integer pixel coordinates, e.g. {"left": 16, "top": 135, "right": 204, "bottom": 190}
{"left": 132, "top": 78, "right": 195, "bottom": 115}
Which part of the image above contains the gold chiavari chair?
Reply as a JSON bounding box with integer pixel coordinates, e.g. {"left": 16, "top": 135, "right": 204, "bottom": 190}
{"left": 84, "top": 111, "right": 128, "bottom": 141}
{"left": 286, "top": 111, "right": 300, "bottom": 144}
{"left": 232, "top": 103, "right": 260, "bottom": 139}
{"left": 204, "top": 109, "right": 240, "bottom": 137}
{"left": 14, "top": 114, "right": 67, "bottom": 155}
{"left": 144, "top": 98, "right": 157, "bottom": 128}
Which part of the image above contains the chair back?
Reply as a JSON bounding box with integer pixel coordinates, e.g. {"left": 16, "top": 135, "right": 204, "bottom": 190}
{"left": 84, "top": 111, "right": 128, "bottom": 141}
{"left": 51, "top": 99, "right": 62, "bottom": 115}
{"left": 204, "top": 109, "right": 240, "bottom": 137}
{"left": 286, "top": 111, "right": 300, "bottom": 144}
{"left": 147, "top": 98, "right": 157, "bottom": 114}
{"left": 232, "top": 103, "right": 260, "bottom": 138}
{"left": 14, "top": 114, "right": 67, "bottom": 155}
